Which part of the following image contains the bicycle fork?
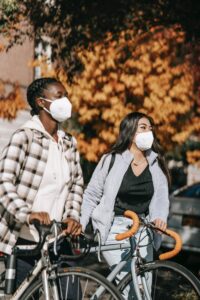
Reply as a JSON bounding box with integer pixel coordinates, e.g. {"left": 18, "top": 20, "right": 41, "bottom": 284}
{"left": 131, "top": 258, "right": 151, "bottom": 300}
{"left": 42, "top": 269, "right": 51, "bottom": 300}
{"left": 42, "top": 268, "right": 61, "bottom": 300}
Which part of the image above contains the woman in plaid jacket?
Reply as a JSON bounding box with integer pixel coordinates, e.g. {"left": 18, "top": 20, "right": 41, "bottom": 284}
{"left": 0, "top": 77, "right": 84, "bottom": 289}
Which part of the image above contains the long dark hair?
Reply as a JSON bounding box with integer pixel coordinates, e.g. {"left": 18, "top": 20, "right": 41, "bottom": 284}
{"left": 110, "top": 112, "right": 171, "bottom": 186}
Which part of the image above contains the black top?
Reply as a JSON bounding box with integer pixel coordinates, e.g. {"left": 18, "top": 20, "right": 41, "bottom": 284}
{"left": 114, "top": 164, "right": 154, "bottom": 215}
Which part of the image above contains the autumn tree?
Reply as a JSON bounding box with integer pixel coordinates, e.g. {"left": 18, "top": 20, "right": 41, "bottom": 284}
{"left": 51, "top": 26, "right": 198, "bottom": 162}
{"left": 1, "top": 0, "right": 200, "bottom": 162}
{"left": 0, "top": 80, "right": 26, "bottom": 119}
{"left": 185, "top": 43, "right": 200, "bottom": 165}
{"left": 1, "top": 0, "right": 200, "bottom": 78}
{"left": 0, "top": 1, "right": 27, "bottom": 120}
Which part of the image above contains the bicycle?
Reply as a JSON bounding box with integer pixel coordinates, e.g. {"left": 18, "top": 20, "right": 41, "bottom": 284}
{"left": 0, "top": 220, "right": 123, "bottom": 300}
{"left": 86, "top": 210, "right": 200, "bottom": 300}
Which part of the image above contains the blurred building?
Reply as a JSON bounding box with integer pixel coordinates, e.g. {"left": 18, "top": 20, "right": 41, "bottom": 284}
{"left": 0, "top": 38, "right": 34, "bottom": 88}
{"left": 0, "top": 38, "right": 34, "bottom": 151}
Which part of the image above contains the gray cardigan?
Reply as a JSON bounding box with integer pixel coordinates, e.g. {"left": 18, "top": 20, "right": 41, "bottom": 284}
{"left": 80, "top": 149, "right": 169, "bottom": 246}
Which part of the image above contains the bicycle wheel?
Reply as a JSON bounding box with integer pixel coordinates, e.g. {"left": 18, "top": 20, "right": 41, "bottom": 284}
{"left": 21, "top": 266, "right": 123, "bottom": 300}
{"left": 117, "top": 260, "right": 200, "bottom": 300}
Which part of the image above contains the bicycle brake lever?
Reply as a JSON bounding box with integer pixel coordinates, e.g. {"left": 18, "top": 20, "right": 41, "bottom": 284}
{"left": 96, "top": 230, "right": 102, "bottom": 262}
{"left": 52, "top": 222, "right": 58, "bottom": 256}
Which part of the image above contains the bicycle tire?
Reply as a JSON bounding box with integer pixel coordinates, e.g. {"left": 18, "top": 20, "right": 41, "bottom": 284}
{"left": 117, "top": 260, "right": 200, "bottom": 300}
{"left": 21, "top": 266, "right": 123, "bottom": 300}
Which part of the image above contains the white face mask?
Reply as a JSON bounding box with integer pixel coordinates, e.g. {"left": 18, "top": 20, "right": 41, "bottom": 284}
{"left": 135, "top": 131, "right": 154, "bottom": 151}
{"left": 41, "top": 96, "right": 72, "bottom": 122}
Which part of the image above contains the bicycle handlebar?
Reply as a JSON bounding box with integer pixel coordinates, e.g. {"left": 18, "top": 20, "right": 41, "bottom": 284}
{"left": 158, "top": 229, "right": 182, "bottom": 260}
{"left": 14, "top": 220, "right": 57, "bottom": 256}
{"left": 115, "top": 210, "right": 140, "bottom": 241}
{"left": 115, "top": 210, "right": 182, "bottom": 260}
{"left": 14, "top": 220, "right": 89, "bottom": 260}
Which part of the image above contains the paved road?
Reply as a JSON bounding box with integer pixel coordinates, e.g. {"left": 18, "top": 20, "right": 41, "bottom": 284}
{"left": 170, "top": 250, "right": 200, "bottom": 278}
{"left": 161, "top": 249, "right": 200, "bottom": 279}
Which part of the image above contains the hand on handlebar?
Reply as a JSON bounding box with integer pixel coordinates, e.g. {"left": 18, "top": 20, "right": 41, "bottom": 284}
{"left": 152, "top": 218, "right": 167, "bottom": 234}
{"left": 29, "top": 212, "right": 51, "bottom": 225}
{"left": 116, "top": 210, "right": 182, "bottom": 260}
{"left": 63, "top": 218, "right": 82, "bottom": 236}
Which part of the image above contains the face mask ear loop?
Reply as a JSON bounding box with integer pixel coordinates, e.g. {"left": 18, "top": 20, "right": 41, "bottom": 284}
{"left": 43, "top": 106, "right": 51, "bottom": 115}
{"left": 39, "top": 97, "right": 52, "bottom": 115}
{"left": 39, "top": 97, "right": 53, "bottom": 103}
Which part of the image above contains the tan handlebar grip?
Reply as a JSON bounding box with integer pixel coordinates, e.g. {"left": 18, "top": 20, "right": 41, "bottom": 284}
{"left": 159, "top": 229, "right": 182, "bottom": 260}
{"left": 115, "top": 210, "right": 140, "bottom": 241}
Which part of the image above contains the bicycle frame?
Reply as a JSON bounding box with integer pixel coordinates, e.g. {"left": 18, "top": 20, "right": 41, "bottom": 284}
{"left": 10, "top": 258, "right": 43, "bottom": 300}
{"left": 1, "top": 219, "right": 131, "bottom": 300}
{"left": 3, "top": 240, "right": 60, "bottom": 300}
{"left": 85, "top": 210, "right": 198, "bottom": 300}
{"left": 87, "top": 214, "right": 184, "bottom": 300}
{"left": 89, "top": 231, "right": 152, "bottom": 299}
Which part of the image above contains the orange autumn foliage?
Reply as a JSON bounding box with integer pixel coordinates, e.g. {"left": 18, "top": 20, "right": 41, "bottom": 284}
{"left": 187, "top": 150, "right": 200, "bottom": 166}
{"left": 0, "top": 80, "right": 26, "bottom": 120}
{"left": 38, "top": 25, "right": 200, "bottom": 163}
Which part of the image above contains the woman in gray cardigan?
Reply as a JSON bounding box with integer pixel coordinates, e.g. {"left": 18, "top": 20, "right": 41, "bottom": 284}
{"left": 81, "top": 112, "right": 170, "bottom": 293}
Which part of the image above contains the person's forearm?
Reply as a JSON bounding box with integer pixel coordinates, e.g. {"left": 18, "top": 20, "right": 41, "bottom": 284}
{"left": 0, "top": 190, "right": 31, "bottom": 223}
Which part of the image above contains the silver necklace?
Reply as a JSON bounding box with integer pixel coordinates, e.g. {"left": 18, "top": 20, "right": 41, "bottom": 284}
{"left": 132, "top": 158, "right": 147, "bottom": 166}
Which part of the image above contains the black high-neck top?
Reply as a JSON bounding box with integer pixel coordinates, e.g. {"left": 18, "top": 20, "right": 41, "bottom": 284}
{"left": 114, "top": 164, "right": 154, "bottom": 215}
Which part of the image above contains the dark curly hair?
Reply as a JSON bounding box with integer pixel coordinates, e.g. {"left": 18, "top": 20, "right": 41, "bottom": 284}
{"left": 27, "top": 77, "right": 59, "bottom": 116}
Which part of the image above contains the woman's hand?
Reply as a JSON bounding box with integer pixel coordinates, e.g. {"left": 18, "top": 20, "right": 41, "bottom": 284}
{"left": 152, "top": 218, "right": 167, "bottom": 234}
{"left": 63, "top": 218, "right": 82, "bottom": 236}
{"left": 29, "top": 212, "right": 51, "bottom": 225}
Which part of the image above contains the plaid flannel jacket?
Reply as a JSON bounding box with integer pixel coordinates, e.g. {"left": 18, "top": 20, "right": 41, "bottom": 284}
{"left": 0, "top": 128, "right": 83, "bottom": 254}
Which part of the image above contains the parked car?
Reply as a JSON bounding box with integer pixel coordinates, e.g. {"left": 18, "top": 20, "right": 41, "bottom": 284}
{"left": 162, "top": 182, "right": 200, "bottom": 253}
